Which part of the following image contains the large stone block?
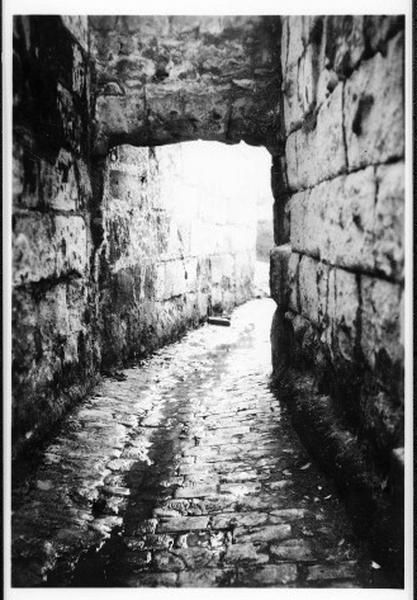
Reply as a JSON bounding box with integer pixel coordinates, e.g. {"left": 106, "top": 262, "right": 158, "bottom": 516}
{"left": 361, "top": 277, "right": 403, "bottom": 369}
{"left": 344, "top": 32, "right": 404, "bottom": 170}
{"left": 289, "top": 168, "right": 375, "bottom": 268}
{"left": 269, "top": 244, "right": 291, "bottom": 309}
{"left": 40, "top": 150, "right": 79, "bottom": 211}
{"left": 155, "top": 260, "right": 188, "bottom": 301}
{"left": 285, "top": 82, "right": 346, "bottom": 191}
{"left": 13, "top": 213, "right": 88, "bottom": 285}
{"left": 288, "top": 164, "right": 403, "bottom": 281}
{"left": 326, "top": 267, "right": 360, "bottom": 362}
{"left": 373, "top": 162, "right": 404, "bottom": 282}
{"left": 297, "top": 255, "right": 329, "bottom": 327}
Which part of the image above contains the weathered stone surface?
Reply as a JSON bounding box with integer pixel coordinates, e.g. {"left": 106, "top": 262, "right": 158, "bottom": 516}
{"left": 285, "top": 83, "right": 346, "bottom": 191}
{"left": 269, "top": 244, "right": 291, "bottom": 308}
{"left": 373, "top": 162, "right": 404, "bottom": 282}
{"left": 270, "top": 538, "right": 313, "bottom": 561}
{"left": 12, "top": 213, "right": 88, "bottom": 285}
{"left": 234, "top": 524, "right": 292, "bottom": 543}
{"left": 286, "top": 165, "right": 404, "bottom": 280}
{"left": 363, "top": 16, "right": 405, "bottom": 54}
{"left": 326, "top": 267, "right": 359, "bottom": 361}
{"left": 157, "top": 517, "right": 209, "bottom": 533}
{"left": 224, "top": 542, "right": 269, "bottom": 565}
{"left": 12, "top": 299, "right": 375, "bottom": 587}
{"left": 344, "top": 32, "right": 404, "bottom": 170}
{"left": 177, "top": 568, "right": 230, "bottom": 587}
{"left": 90, "top": 16, "right": 280, "bottom": 153}
{"left": 252, "top": 563, "right": 298, "bottom": 585}
{"left": 306, "top": 561, "right": 357, "bottom": 582}
{"left": 325, "top": 16, "right": 365, "bottom": 74}
{"left": 361, "top": 277, "right": 403, "bottom": 369}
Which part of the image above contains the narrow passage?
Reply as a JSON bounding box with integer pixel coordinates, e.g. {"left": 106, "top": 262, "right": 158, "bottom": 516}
{"left": 13, "top": 299, "right": 383, "bottom": 588}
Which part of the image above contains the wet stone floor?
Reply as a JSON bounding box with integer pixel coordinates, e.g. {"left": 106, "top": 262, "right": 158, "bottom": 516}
{"left": 12, "top": 298, "right": 385, "bottom": 588}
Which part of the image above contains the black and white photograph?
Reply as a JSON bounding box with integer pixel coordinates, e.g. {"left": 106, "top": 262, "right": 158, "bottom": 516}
{"left": 3, "top": 0, "right": 412, "bottom": 596}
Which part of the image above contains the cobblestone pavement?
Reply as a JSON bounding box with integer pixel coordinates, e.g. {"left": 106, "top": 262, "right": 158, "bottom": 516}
{"left": 12, "top": 298, "right": 385, "bottom": 588}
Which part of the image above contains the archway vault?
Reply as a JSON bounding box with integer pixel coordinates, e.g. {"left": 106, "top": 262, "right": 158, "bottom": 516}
{"left": 90, "top": 16, "right": 282, "bottom": 154}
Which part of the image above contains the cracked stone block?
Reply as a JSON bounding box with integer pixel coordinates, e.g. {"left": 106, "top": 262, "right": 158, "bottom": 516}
{"left": 289, "top": 168, "right": 377, "bottom": 273}
{"left": 285, "top": 82, "right": 346, "bottom": 191}
{"left": 344, "top": 32, "right": 404, "bottom": 170}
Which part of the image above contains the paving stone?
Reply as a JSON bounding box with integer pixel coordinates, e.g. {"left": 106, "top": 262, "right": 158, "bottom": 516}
{"left": 175, "top": 485, "right": 218, "bottom": 499}
{"left": 177, "top": 568, "right": 231, "bottom": 587}
{"left": 224, "top": 542, "right": 269, "bottom": 565}
{"left": 252, "top": 563, "right": 298, "bottom": 585}
{"left": 153, "top": 550, "right": 186, "bottom": 572}
{"left": 270, "top": 538, "right": 314, "bottom": 561}
{"left": 157, "top": 516, "right": 209, "bottom": 533}
{"left": 211, "top": 511, "right": 269, "bottom": 529}
{"left": 270, "top": 508, "right": 307, "bottom": 522}
{"left": 128, "top": 572, "right": 178, "bottom": 587}
{"left": 234, "top": 524, "right": 292, "bottom": 543}
{"left": 12, "top": 298, "right": 374, "bottom": 587}
{"left": 172, "top": 547, "right": 220, "bottom": 569}
{"left": 219, "top": 482, "right": 261, "bottom": 496}
{"left": 306, "top": 561, "right": 358, "bottom": 582}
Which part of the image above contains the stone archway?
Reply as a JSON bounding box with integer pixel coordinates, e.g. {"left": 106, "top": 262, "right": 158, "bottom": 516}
{"left": 12, "top": 14, "right": 405, "bottom": 583}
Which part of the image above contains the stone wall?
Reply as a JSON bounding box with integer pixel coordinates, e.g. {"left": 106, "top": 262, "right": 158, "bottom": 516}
{"left": 270, "top": 15, "right": 405, "bottom": 578}
{"left": 12, "top": 16, "right": 98, "bottom": 456}
{"left": 12, "top": 15, "right": 259, "bottom": 456}
{"left": 98, "top": 142, "right": 256, "bottom": 367}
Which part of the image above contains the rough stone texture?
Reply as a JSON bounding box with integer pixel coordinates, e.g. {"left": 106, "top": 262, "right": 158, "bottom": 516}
{"left": 271, "top": 15, "right": 405, "bottom": 583}
{"left": 12, "top": 16, "right": 260, "bottom": 455}
{"left": 12, "top": 13, "right": 405, "bottom": 586}
{"left": 12, "top": 299, "right": 380, "bottom": 588}
{"left": 89, "top": 16, "right": 281, "bottom": 154}
{"left": 12, "top": 16, "right": 97, "bottom": 454}
{"left": 98, "top": 142, "right": 257, "bottom": 367}
{"left": 285, "top": 82, "right": 346, "bottom": 191}
{"left": 344, "top": 32, "right": 404, "bottom": 170}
